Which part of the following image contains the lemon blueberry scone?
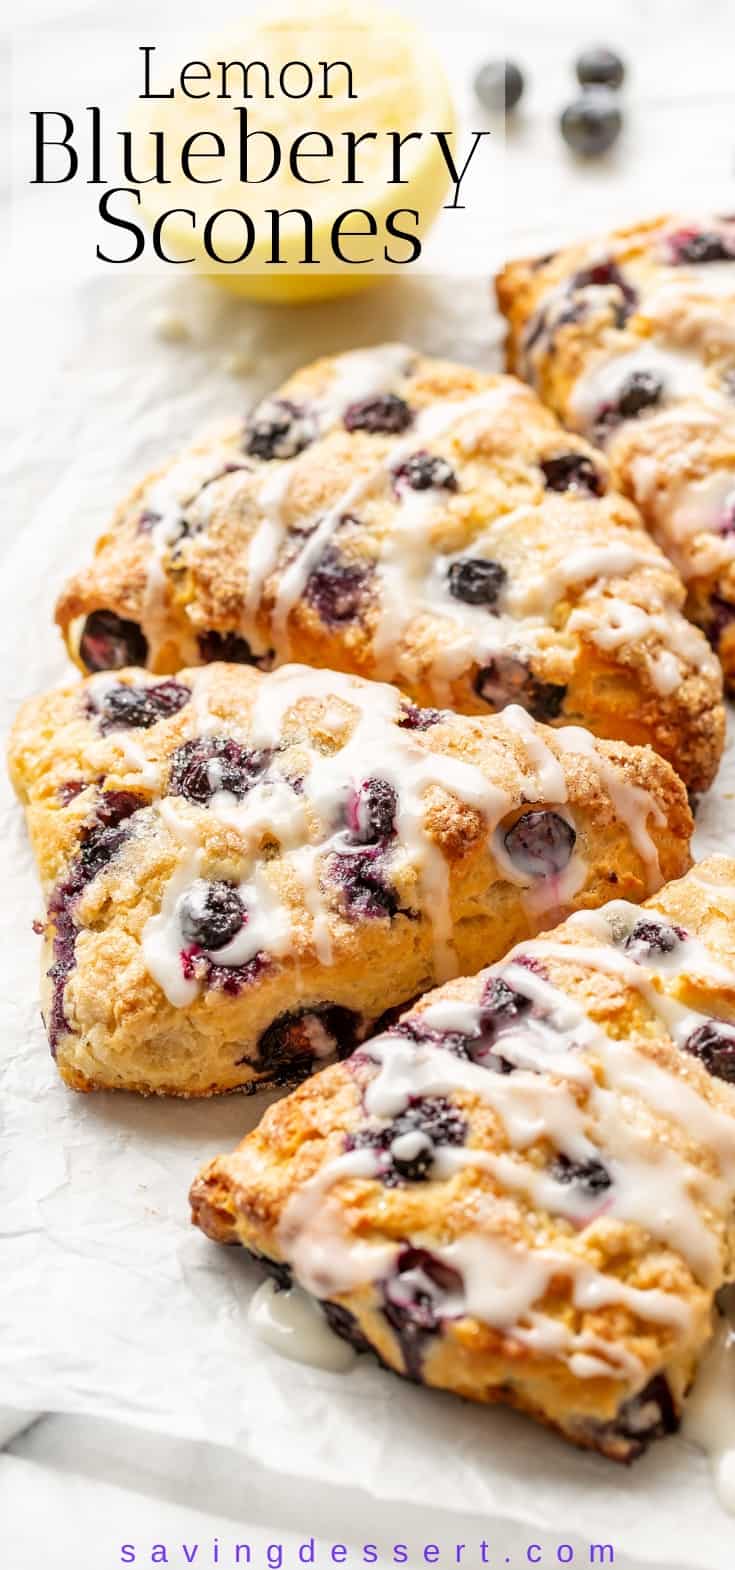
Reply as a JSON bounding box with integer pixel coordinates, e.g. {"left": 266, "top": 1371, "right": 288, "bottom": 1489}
{"left": 496, "top": 215, "right": 735, "bottom": 685}
{"left": 191, "top": 856, "right": 735, "bottom": 1462}
{"left": 54, "top": 346, "right": 723, "bottom": 795}
{"left": 8, "top": 661, "right": 692, "bottom": 1097}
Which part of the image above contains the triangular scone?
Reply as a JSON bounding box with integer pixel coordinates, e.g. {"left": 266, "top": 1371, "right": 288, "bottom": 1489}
{"left": 54, "top": 347, "right": 723, "bottom": 794}
{"left": 497, "top": 215, "right": 735, "bottom": 694}
{"left": 9, "top": 662, "right": 691, "bottom": 1096}
{"left": 191, "top": 856, "right": 735, "bottom": 1462}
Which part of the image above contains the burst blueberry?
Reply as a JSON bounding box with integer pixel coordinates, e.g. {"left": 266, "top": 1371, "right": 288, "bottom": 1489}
{"left": 624, "top": 918, "right": 686, "bottom": 958}
{"left": 608, "top": 1375, "right": 679, "bottom": 1458}
{"left": 683, "top": 1021, "right": 735, "bottom": 1083}
{"left": 256, "top": 1004, "right": 361, "bottom": 1083}
{"left": 330, "top": 847, "right": 399, "bottom": 920}
{"left": 474, "top": 655, "right": 567, "bottom": 721}
{"left": 346, "top": 778, "right": 397, "bottom": 844}
{"left": 46, "top": 792, "right": 145, "bottom": 1054}
{"left": 305, "top": 548, "right": 371, "bottom": 626}
{"left": 398, "top": 703, "right": 443, "bottom": 731}
{"left": 346, "top": 1096, "right": 466, "bottom": 1185}
{"left": 79, "top": 610, "right": 148, "bottom": 673}
{"left": 197, "top": 630, "right": 273, "bottom": 668}
{"left": 383, "top": 1248, "right": 463, "bottom": 1380}
{"left": 540, "top": 453, "right": 603, "bottom": 495}
{"left": 95, "top": 680, "right": 190, "bottom": 732}
{"left": 168, "top": 736, "right": 269, "bottom": 805}
{"left": 666, "top": 228, "right": 734, "bottom": 265}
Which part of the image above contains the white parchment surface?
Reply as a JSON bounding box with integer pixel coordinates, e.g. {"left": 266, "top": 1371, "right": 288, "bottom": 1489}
{"left": 2, "top": 271, "right": 734, "bottom": 1570}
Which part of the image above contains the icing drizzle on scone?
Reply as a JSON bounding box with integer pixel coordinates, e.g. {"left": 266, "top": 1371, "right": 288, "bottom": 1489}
{"left": 57, "top": 345, "right": 724, "bottom": 798}
{"left": 498, "top": 217, "right": 735, "bottom": 667}
{"left": 13, "top": 661, "right": 690, "bottom": 1093}
{"left": 190, "top": 859, "right": 735, "bottom": 1467}
{"left": 141, "top": 664, "right": 674, "bottom": 1006}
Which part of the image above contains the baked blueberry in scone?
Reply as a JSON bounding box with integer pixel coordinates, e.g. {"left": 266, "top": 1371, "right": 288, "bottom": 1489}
{"left": 8, "top": 662, "right": 691, "bottom": 1096}
{"left": 191, "top": 856, "right": 735, "bottom": 1462}
{"left": 496, "top": 216, "right": 735, "bottom": 693}
{"left": 54, "top": 346, "right": 723, "bottom": 795}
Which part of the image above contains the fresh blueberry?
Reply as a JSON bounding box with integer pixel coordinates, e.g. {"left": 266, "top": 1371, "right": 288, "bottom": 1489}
{"left": 551, "top": 1153, "right": 612, "bottom": 1194}
{"left": 474, "top": 59, "right": 525, "bottom": 113}
{"left": 575, "top": 46, "right": 625, "bottom": 89}
{"left": 683, "top": 1021, "right": 735, "bottom": 1083}
{"left": 398, "top": 703, "right": 443, "bottom": 731}
{"left": 346, "top": 778, "right": 397, "bottom": 844}
{"left": 168, "top": 736, "right": 269, "bottom": 806}
{"left": 474, "top": 655, "right": 567, "bottom": 721}
{"left": 79, "top": 610, "right": 148, "bottom": 673}
{"left": 382, "top": 1248, "right": 463, "bottom": 1380}
{"left": 503, "top": 810, "right": 576, "bottom": 878}
{"left": 256, "top": 1004, "right": 361, "bottom": 1083}
{"left": 540, "top": 453, "right": 604, "bottom": 495}
{"left": 560, "top": 91, "right": 623, "bottom": 157}
{"left": 197, "top": 630, "right": 273, "bottom": 668}
{"left": 624, "top": 918, "right": 686, "bottom": 959}
{"left": 305, "top": 548, "right": 371, "bottom": 626}
{"left": 244, "top": 398, "right": 314, "bottom": 460}
{"left": 344, "top": 395, "right": 413, "bottom": 435}
{"left": 392, "top": 451, "right": 458, "bottom": 493}
{"left": 447, "top": 558, "right": 507, "bottom": 608}
{"left": 179, "top": 881, "right": 245, "bottom": 951}
{"left": 94, "top": 679, "right": 190, "bottom": 732}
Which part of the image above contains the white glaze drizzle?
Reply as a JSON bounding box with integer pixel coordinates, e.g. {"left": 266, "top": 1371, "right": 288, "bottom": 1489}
{"left": 233, "top": 345, "right": 689, "bottom": 694}
{"left": 683, "top": 1291, "right": 735, "bottom": 1515}
{"left": 248, "top": 1278, "right": 357, "bottom": 1373}
{"left": 569, "top": 343, "right": 715, "bottom": 431}
{"left": 274, "top": 871, "right": 735, "bottom": 1384}
{"left": 142, "top": 663, "right": 671, "bottom": 1005}
{"left": 553, "top": 726, "right": 663, "bottom": 889}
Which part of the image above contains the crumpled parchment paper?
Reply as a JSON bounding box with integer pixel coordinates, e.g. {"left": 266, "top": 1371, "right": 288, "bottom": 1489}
{"left": 2, "top": 268, "right": 734, "bottom": 1570}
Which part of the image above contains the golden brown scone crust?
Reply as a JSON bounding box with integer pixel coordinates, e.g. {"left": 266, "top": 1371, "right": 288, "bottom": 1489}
{"left": 496, "top": 215, "right": 735, "bottom": 689}
{"left": 54, "top": 347, "right": 723, "bottom": 794}
{"left": 191, "top": 856, "right": 735, "bottom": 1462}
{"left": 8, "top": 661, "right": 691, "bottom": 1096}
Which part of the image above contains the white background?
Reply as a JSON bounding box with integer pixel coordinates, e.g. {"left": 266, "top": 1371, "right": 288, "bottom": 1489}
{"left": 3, "top": 0, "right": 735, "bottom": 1566}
